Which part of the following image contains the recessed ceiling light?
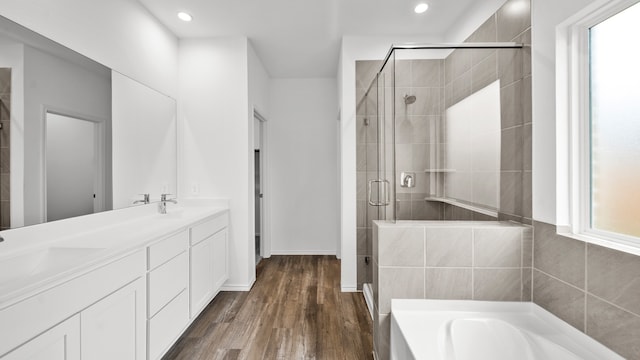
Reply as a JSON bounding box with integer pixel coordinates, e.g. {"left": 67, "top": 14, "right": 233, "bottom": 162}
{"left": 414, "top": 3, "right": 429, "bottom": 14}
{"left": 177, "top": 12, "right": 193, "bottom": 22}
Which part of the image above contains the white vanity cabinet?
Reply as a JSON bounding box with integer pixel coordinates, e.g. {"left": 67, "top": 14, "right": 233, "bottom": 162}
{"left": 81, "top": 278, "right": 146, "bottom": 360}
{"left": 146, "top": 230, "right": 189, "bottom": 360}
{"left": 0, "top": 250, "right": 147, "bottom": 360}
{"left": 2, "top": 315, "right": 80, "bottom": 360}
{"left": 189, "top": 213, "right": 229, "bottom": 319}
{"left": 0, "top": 207, "right": 229, "bottom": 360}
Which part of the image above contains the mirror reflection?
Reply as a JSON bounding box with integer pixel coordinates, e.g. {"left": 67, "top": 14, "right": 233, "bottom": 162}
{"left": 0, "top": 15, "right": 177, "bottom": 229}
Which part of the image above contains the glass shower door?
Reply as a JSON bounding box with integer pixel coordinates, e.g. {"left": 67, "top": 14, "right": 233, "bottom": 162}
{"left": 373, "top": 53, "right": 396, "bottom": 222}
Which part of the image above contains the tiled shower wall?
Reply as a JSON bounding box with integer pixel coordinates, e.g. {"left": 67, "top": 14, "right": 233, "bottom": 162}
{"left": 533, "top": 221, "right": 640, "bottom": 359}
{"left": 393, "top": 59, "right": 445, "bottom": 221}
{"left": 443, "top": 0, "right": 532, "bottom": 224}
{"left": 0, "top": 68, "right": 10, "bottom": 229}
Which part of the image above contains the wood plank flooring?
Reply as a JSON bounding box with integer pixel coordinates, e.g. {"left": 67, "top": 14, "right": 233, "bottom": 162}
{"left": 163, "top": 255, "right": 373, "bottom": 360}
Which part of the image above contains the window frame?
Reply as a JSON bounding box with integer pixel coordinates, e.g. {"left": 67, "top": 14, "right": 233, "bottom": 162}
{"left": 557, "top": 0, "right": 640, "bottom": 254}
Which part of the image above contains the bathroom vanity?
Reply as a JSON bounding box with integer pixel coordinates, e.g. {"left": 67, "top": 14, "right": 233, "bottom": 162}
{"left": 0, "top": 200, "right": 229, "bottom": 360}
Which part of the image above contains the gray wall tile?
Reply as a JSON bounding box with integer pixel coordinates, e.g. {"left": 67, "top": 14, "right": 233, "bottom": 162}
{"left": 412, "top": 60, "right": 442, "bottom": 87}
{"left": 587, "top": 244, "right": 640, "bottom": 316}
{"left": 377, "top": 227, "right": 425, "bottom": 267}
{"left": 500, "top": 126, "right": 524, "bottom": 171}
{"left": 426, "top": 227, "right": 473, "bottom": 266}
{"left": 533, "top": 221, "right": 585, "bottom": 288}
{"left": 356, "top": 60, "right": 381, "bottom": 89}
{"left": 426, "top": 268, "right": 472, "bottom": 299}
{"left": 522, "top": 268, "right": 532, "bottom": 301}
{"left": 471, "top": 53, "right": 498, "bottom": 93}
{"left": 499, "top": 172, "right": 522, "bottom": 217}
{"left": 496, "top": 0, "right": 531, "bottom": 42}
{"left": 586, "top": 295, "right": 640, "bottom": 360}
{"left": 497, "top": 48, "right": 523, "bottom": 86}
{"left": 375, "top": 313, "right": 391, "bottom": 360}
{"left": 500, "top": 79, "right": 523, "bottom": 129}
{"left": 378, "top": 267, "right": 424, "bottom": 314}
{"left": 475, "top": 268, "right": 522, "bottom": 300}
{"left": 533, "top": 270, "right": 585, "bottom": 331}
{"left": 522, "top": 226, "right": 533, "bottom": 267}
{"left": 357, "top": 228, "right": 367, "bottom": 255}
{"left": 474, "top": 227, "right": 522, "bottom": 267}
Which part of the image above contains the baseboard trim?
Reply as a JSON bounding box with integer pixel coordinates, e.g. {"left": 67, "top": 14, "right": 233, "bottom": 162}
{"left": 270, "top": 250, "right": 337, "bottom": 255}
{"left": 220, "top": 285, "right": 252, "bottom": 291}
{"left": 341, "top": 286, "right": 358, "bottom": 293}
{"left": 220, "top": 279, "right": 255, "bottom": 292}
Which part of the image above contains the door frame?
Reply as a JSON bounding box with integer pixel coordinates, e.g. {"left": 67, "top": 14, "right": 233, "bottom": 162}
{"left": 41, "top": 105, "right": 107, "bottom": 222}
{"left": 253, "top": 107, "right": 270, "bottom": 260}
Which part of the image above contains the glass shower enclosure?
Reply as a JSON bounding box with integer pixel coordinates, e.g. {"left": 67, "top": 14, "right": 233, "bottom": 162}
{"left": 358, "top": 42, "right": 527, "bottom": 292}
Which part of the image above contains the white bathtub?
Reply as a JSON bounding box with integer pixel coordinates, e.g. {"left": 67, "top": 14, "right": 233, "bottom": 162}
{"left": 390, "top": 300, "right": 622, "bottom": 360}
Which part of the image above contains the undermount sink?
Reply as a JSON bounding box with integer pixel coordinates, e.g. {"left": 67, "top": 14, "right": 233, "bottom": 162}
{"left": 0, "top": 247, "right": 105, "bottom": 286}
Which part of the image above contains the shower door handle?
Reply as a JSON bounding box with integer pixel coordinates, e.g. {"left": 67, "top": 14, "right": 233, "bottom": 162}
{"left": 368, "top": 179, "right": 390, "bottom": 206}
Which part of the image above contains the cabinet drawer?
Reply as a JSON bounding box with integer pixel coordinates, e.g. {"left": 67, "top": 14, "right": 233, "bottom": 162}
{"left": 148, "top": 252, "right": 187, "bottom": 318}
{"left": 190, "top": 213, "right": 228, "bottom": 246}
{"left": 148, "top": 290, "right": 189, "bottom": 360}
{"left": 148, "top": 230, "right": 188, "bottom": 270}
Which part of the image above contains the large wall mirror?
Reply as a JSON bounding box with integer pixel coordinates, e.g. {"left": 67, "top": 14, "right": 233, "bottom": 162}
{"left": 0, "top": 15, "right": 177, "bottom": 229}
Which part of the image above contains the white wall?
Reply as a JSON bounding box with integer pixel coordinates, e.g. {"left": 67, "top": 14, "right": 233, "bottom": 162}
{"left": 248, "top": 41, "right": 271, "bottom": 258}
{"left": 531, "top": 0, "right": 596, "bottom": 224}
{"left": 23, "top": 45, "right": 111, "bottom": 226}
{"left": 112, "top": 71, "right": 177, "bottom": 209}
{"left": 179, "top": 37, "right": 254, "bottom": 290}
{"left": 269, "top": 78, "right": 339, "bottom": 255}
{"left": 0, "top": 0, "right": 178, "bottom": 97}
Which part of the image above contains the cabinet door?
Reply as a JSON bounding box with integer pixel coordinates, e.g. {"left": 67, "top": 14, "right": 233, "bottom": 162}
{"left": 190, "top": 235, "right": 215, "bottom": 318}
{"left": 2, "top": 315, "right": 80, "bottom": 360}
{"left": 212, "top": 229, "right": 228, "bottom": 292}
{"left": 81, "top": 278, "right": 146, "bottom": 360}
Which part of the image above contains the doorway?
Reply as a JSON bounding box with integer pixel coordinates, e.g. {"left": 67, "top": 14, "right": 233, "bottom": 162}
{"left": 45, "top": 111, "right": 104, "bottom": 222}
{"left": 253, "top": 109, "right": 269, "bottom": 265}
{"left": 254, "top": 149, "right": 262, "bottom": 265}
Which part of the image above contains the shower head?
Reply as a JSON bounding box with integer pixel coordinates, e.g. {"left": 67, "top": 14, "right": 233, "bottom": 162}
{"left": 404, "top": 94, "right": 416, "bottom": 105}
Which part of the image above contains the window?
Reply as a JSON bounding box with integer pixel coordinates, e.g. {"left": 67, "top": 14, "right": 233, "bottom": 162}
{"left": 558, "top": 0, "right": 640, "bottom": 252}
{"left": 589, "top": 2, "right": 640, "bottom": 239}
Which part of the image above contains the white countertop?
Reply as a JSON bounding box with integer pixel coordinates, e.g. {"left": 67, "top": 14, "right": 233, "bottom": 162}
{"left": 0, "top": 199, "right": 229, "bottom": 308}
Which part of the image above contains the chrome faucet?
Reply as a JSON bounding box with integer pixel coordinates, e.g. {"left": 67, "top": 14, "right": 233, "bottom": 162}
{"left": 158, "top": 194, "right": 177, "bottom": 214}
{"left": 133, "top": 193, "right": 150, "bottom": 205}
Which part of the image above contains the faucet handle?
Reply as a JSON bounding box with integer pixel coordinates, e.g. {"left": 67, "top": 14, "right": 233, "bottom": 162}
{"left": 133, "top": 193, "right": 150, "bottom": 204}
{"left": 160, "top": 193, "right": 174, "bottom": 201}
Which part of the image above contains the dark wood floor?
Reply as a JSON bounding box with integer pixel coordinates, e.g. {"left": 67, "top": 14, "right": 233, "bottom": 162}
{"left": 163, "top": 255, "right": 373, "bottom": 360}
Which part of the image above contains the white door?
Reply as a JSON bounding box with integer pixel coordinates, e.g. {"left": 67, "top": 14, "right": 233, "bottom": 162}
{"left": 45, "top": 112, "right": 99, "bottom": 221}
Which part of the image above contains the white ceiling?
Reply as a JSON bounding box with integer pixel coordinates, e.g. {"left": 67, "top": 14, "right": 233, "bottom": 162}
{"left": 138, "top": 0, "right": 505, "bottom": 78}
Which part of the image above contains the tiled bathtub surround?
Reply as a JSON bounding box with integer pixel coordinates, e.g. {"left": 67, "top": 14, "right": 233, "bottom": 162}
{"left": 372, "top": 220, "right": 532, "bottom": 360}
{"left": 533, "top": 221, "right": 640, "bottom": 359}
